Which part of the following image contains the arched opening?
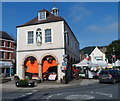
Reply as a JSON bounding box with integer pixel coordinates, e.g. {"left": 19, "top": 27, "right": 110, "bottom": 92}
{"left": 41, "top": 55, "right": 58, "bottom": 81}
{"left": 24, "top": 56, "right": 38, "bottom": 79}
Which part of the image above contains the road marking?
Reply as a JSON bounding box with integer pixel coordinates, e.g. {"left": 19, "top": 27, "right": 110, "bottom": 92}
{"left": 46, "top": 95, "right": 54, "bottom": 99}
{"left": 46, "top": 92, "right": 69, "bottom": 99}
{"left": 95, "top": 92, "right": 112, "bottom": 98}
{"left": 65, "top": 94, "right": 95, "bottom": 100}
{"left": 32, "top": 90, "right": 38, "bottom": 92}
{"left": 26, "top": 92, "right": 33, "bottom": 95}
{"left": 19, "top": 95, "right": 26, "bottom": 97}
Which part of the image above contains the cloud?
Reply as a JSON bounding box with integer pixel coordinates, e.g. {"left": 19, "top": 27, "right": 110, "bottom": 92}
{"left": 68, "top": 4, "right": 92, "bottom": 23}
{"left": 80, "top": 21, "right": 118, "bottom": 35}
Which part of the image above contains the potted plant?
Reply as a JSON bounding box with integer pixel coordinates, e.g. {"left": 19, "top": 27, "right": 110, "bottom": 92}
{"left": 15, "top": 79, "right": 28, "bottom": 87}
{"left": 15, "top": 79, "right": 35, "bottom": 87}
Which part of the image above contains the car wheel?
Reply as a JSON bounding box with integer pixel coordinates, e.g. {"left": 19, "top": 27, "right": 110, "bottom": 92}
{"left": 112, "top": 79, "right": 116, "bottom": 84}
{"left": 99, "top": 81, "right": 103, "bottom": 84}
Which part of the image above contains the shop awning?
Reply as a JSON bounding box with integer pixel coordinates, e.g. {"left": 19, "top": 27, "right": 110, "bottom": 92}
{"left": 26, "top": 60, "right": 38, "bottom": 73}
{"left": 0, "top": 61, "right": 13, "bottom": 68}
{"left": 73, "top": 59, "right": 98, "bottom": 67}
{"left": 92, "top": 61, "right": 108, "bottom": 67}
{"left": 42, "top": 60, "right": 58, "bottom": 73}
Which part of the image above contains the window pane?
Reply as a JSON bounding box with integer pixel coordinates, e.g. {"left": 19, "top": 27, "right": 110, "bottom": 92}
{"left": 28, "top": 32, "right": 33, "bottom": 37}
{"left": 45, "top": 29, "right": 51, "bottom": 43}
{"left": 0, "top": 52, "right": 4, "bottom": 59}
{"left": 8, "top": 42, "right": 10, "bottom": 47}
{"left": 28, "top": 39, "right": 33, "bottom": 44}
{"left": 40, "top": 12, "right": 45, "bottom": 19}
{"left": 28, "top": 31, "right": 34, "bottom": 44}
{"left": 7, "top": 52, "right": 10, "bottom": 59}
{"left": 45, "top": 29, "right": 51, "bottom": 36}
{"left": 2, "top": 40, "right": 5, "bottom": 46}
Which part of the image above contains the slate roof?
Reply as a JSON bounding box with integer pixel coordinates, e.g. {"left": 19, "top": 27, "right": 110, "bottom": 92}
{"left": 0, "top": 31, "right": 14, "bottom": 41}
{"left": 16, "top": 9, "right": 64, "bottom": 28}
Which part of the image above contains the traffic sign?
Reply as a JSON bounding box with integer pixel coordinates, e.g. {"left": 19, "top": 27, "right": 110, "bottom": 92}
{"left": 63, "top": 55, "right": 67, "bottom": 58}
{"left": 62, "top": 62, "right": 67, "bottom": 66}
{"left": 63, "top": 58, "right": 68, "bottom": 62}
{"left": 61, "top": 66, "right": 67, "bottom": 70}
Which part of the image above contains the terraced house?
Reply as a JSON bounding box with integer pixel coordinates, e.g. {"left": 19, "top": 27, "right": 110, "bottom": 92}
{"left": 16, "top": 7, "right": 80, "bottom": 83}
{"left": 0, "top": 31, "right": 15, "bottom": 77}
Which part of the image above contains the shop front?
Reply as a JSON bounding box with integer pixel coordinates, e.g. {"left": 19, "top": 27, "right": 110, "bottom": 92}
{"left": 23, "top": 55, "right": 58, "bottom": 81}
{"left": 0, "top": 61, "right": 14, "bottom": 77}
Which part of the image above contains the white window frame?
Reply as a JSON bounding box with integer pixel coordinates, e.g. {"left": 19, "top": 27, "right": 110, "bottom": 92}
{"left": 38, "top": 11, "right": 46, "bottom": 20}
{"left": 45, "top": 29, "right": 52, "bottom": 43}
{"left": 27, "top": 31, "right": 34, "bottom": 45}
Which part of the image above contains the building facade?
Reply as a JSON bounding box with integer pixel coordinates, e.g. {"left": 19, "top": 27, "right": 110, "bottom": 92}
{"left": 16, "top": 8, "right": 80, "bottom": 82}
{"left": 90, "top": 47, "right": 106, "bottom": 62}
{"left": 0, "top": 31, "right": 15, "bottom": 77}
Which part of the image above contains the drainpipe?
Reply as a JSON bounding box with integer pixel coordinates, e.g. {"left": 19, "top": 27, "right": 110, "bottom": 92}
{"left": 64, "top": 31, "right": 68, "bottom": 83}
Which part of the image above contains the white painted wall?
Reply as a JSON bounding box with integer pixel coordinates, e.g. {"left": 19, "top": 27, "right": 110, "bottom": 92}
{"left": 17, "top": 21, "right": 64, "bottom": 51}
{"left": 90, "top": 47, "right": 106, "bottom": 62}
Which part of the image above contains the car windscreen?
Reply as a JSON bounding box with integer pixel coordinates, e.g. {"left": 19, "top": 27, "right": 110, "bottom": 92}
{"left": 109, "top": 70, "right": 118, "bottom": 74}
{"left": 99, "top": 71, "right": 108, "bottom": 75}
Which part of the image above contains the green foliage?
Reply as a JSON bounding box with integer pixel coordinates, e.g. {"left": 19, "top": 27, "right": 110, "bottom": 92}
{"left": 18, "top": 79, "right": 28, "bottom": 86}
{"left": 106, "top": 40, "right": 120, "bottom": 63}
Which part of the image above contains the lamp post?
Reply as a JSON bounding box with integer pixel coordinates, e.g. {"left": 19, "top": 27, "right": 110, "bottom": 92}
{"left": 112, "top": 47, "right": 116, "bottom": 69}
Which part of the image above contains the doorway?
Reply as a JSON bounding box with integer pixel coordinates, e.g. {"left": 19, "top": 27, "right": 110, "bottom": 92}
{"left": 42, "top": 55, "right": 58, "bottom": 81}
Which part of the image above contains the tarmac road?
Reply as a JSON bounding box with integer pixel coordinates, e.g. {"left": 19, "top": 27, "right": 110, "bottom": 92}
{"left": 2, "top": 80, "right": 120, "bottom": 101}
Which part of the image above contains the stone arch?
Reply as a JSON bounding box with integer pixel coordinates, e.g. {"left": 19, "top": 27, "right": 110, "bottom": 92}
{"left": 40, "top": 53, "right": 59, "bottom": 64}
{"left": 22, "top": 54, "right": 39, "bottom": 79}
{"left": 22, "top": 54, "right": 39, "bottom": 65}
{"left": 40, "top": 53, "right": 59, "bottom": 81}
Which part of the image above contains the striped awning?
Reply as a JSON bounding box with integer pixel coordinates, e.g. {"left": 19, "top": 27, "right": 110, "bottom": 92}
{"left": 0, "top": 61, "right": 13, "bottom": 68}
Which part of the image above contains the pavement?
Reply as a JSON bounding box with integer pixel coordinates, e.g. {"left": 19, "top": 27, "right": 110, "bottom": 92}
{"left": 1, "top": 77, "right": 99, "bottom": 91}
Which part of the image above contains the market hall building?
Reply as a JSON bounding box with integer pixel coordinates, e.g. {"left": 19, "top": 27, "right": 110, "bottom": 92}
{"left": 16, "top": 7, "right": 80, "bottom": 83}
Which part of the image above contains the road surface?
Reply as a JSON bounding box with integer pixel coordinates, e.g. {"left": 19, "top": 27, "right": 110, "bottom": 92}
{"left": 2, "top": 82, "right": 120, "bottom": 101}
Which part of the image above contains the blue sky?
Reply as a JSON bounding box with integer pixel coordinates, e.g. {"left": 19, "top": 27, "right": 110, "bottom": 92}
{"left": 2, "top": 2, "right": 118, "bottom": 49}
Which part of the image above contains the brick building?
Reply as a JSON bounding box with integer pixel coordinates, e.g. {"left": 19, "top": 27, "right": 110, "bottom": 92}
{"left": 0, "top": 31, "right": 15, "bottom": 77}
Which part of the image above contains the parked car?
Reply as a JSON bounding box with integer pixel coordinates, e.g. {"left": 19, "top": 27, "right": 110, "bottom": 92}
{"left": 98, "top": 70, "right": 120, "bottom": 84}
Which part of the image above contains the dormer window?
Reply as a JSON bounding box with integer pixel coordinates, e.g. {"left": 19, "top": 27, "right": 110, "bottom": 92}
{"left": 38, "top": 11, "right": 46, "bottom": 20}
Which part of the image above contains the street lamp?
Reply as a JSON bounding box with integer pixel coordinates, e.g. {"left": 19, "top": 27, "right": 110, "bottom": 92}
{"left": 112, "top": 47, "right": 116, "bottom": 69}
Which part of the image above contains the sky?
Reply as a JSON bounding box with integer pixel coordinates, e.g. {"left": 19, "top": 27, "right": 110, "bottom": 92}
{"left": 2, "top": 2, "right": 118, "bottom": 49}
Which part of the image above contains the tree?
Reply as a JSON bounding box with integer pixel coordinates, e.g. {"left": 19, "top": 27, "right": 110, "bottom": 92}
{"left": 106, "top": 40, "right": 120, "bottom": 63}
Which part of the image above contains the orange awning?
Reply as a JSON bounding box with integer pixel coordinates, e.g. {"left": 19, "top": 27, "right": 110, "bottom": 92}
{"left": 42, "top": 60, "right": 57, "bottom": 73}
{"left": 26, "top": 60, "right": 38, "bottom": 73}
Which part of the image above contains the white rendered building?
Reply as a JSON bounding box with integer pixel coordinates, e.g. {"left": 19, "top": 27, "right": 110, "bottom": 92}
{"left": 16, "top": 7, "right": 80, "bottom": 82}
